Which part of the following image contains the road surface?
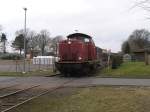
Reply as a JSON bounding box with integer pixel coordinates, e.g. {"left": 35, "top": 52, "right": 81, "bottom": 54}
{"left": 1, "top": 77, "right": 150, "bottom": 89}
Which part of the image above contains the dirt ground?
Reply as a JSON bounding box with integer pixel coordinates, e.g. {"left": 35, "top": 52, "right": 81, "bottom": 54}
{"left": 8, "top": 86, "right": 150, "bottom": 112}
{"left": 1, "top": 76, "right": 150, "bottom": 112}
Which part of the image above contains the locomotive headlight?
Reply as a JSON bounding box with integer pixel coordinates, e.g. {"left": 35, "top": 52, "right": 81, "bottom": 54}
{"left": 58, "top": 57, "right": 60, "bottom": 61}
{"left": 68, "top": 41, "right": 71, "bottom": 44}
{"left": 78, "top": 57, "right": 82, "bottom": 60}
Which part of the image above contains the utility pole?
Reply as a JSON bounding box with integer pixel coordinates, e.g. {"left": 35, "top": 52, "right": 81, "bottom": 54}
{"left": 23, "top": 7, "right": 27, "bottom": 73}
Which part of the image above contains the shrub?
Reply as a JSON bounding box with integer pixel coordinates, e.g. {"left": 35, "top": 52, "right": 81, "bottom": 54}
{"left": 111, "top": 54, "right": 123, "bottom": 69}
{"left": 0, "top": 53, "right": 23, "bottom": 60}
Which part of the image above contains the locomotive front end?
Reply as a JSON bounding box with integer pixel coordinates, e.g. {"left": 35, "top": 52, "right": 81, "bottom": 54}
{"left": 56, "top": 38, "right": 86, "bottom": 75}
{"left": 55, "top": 33, "right": 98, "bottom": 76}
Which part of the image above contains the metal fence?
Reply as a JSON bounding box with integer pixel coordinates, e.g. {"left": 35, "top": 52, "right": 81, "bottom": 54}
{"left": 0, "top": 59, "right": 54, "bottom": 72}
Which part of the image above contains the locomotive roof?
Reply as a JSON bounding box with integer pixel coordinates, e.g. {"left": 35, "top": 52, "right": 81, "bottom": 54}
{"left": 67, "top": 33, "right": 92, "bottom": 39}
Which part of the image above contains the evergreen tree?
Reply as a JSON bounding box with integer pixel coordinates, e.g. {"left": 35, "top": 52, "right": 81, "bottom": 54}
{"left": 12, "top": 34, "right": 27, "bottom": 55}
{"left": 0, "top": 33, "right": 7, "bottom": 53}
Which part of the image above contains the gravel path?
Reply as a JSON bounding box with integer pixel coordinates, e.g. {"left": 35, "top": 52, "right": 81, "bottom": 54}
{"left": 65, "top": 77, "right": 150, "bottom": 87}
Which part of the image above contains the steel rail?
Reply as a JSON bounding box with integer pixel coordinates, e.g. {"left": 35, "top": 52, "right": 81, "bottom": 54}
{"left": 1, "top": 79, "right": 75, "bottom": 112}
{"left": 0, "top": 84, "right": 19, "bottom": 91}
{"left": 0, "top": 85, "right": 40, "bottom": 98}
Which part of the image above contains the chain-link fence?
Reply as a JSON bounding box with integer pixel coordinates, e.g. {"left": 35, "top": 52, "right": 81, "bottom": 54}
{"left": 0, "top": 59, "right": 54, "bottom": 72}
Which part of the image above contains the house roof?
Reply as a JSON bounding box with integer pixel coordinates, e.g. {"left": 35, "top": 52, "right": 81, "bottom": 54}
{"left": 133, "top": 48, "right": 150, "bottom": 53}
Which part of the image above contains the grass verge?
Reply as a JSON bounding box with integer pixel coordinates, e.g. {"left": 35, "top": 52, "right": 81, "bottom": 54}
{"left": 99, "top": 62, "right": 150, "bottom": 78}
{"left": 0, "top": 69, "right": 54, "bottom": 77}
{"left": 10, "top": 86, "right": 150, "bottom": 112}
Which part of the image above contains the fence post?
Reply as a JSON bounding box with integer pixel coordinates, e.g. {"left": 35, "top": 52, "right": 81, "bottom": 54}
{"left": 53, "top": 56, "right": 57, "bottom": 73}
{"left": 15, "top": 60, "right": 18, "bottom": 72}
{"left": 39, "top": 58, "right": 41, "bottom": 70}
{"left": 28, "top": 59, "right": 31, "bottom": 72}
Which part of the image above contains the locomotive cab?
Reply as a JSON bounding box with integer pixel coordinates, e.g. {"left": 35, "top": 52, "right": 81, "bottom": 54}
{"left": 55, "top": 33, "right": 99, "bottom": 75}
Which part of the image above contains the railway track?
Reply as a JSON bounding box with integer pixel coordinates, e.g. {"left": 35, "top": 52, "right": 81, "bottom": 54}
{"left": 0, "top": 85, "right": 19, "bottom": 91}
{"left": 0, "top": 78, "right": 75, "bottom": 112}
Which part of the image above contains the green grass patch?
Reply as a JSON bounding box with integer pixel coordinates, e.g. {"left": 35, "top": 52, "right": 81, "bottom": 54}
{"left": 0, "top": 69, "right": 54, "bottom": 77}
{"left": 10, "top": 86, "right": 150, "bottom": 112}
{"left": 100, "top": 62, "right": 150, "bottom": 78}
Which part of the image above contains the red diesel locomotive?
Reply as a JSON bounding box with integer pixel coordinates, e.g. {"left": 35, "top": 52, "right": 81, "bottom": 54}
{"left": 55, "top": 33, "right": 101, "bottom": 75}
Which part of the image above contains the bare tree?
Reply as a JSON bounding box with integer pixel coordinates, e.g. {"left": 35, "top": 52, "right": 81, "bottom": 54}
{"left": 26, "top": 31, "right": 37, "bottom": 52}
{"left": 14, "top": 29, "right": 52, "bottom": 56}
{"left": 14, "top": 29, "right": 38, "bottom": 55}
{"left": 122, "top": 29, "right": 150, "bottom": 53}
{"left": 15, "top": 29, "right": 34, "bottom": 40}
{"left": 34, "top": 30, "right": 51, "bottom": 56}
{"left": 51, "top": 35, "right": 63, "bottom": 55}
{"left": 133, "top": 0, "right": 150, "bottom": 13}
{"left": 129, "top": 29, "right": 150, "bottom": 51}
{"left": 121, "top": 41, "right": 131, "bottom": 54}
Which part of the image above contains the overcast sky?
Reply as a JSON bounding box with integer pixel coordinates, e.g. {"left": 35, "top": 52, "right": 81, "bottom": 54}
{"left": 0, "top": 0, "right": 150, "bottom": 52}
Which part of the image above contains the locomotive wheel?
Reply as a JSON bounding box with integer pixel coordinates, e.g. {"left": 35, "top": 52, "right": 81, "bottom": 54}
{"left": 56, "top": 62, "right": 99, "bottom": 76}
{"left": 82, "top": 66, "right": 90, "bottom": 75}
{"left": 60, "top": 71, "right": 70, "bottom": 77}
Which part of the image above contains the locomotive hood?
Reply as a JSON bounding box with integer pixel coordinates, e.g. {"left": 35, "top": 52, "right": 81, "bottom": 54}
{"left": 58, "top": 39, "right": 84, "bottom": 61}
